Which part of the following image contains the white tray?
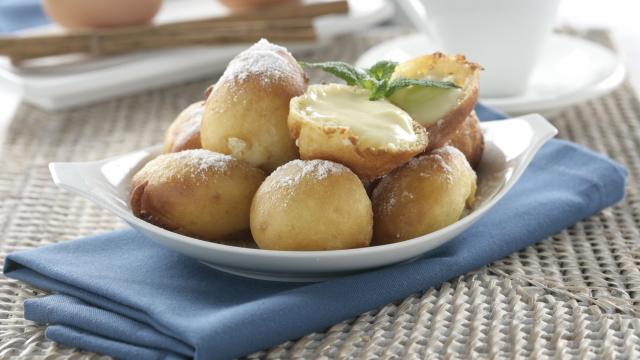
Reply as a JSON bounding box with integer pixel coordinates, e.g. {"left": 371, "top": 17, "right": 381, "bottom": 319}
{"left": 0, "top": 0, "right": 394, "bottom": 110}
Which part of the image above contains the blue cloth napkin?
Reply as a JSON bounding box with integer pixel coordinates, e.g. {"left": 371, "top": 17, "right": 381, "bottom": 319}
{"left": 4, "top": 105, "right": 628, "bottom": 359}
{"left": 0, "top": 0, "right": 49, "bottom": 33}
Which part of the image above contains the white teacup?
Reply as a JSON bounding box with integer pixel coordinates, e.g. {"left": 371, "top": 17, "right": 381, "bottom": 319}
{"left": 397, "top": 0, "right": 560, "bottom": 98}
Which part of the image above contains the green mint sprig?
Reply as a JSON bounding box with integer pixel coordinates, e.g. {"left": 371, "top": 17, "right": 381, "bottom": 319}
{"left": 299, "top": 60, "right": 459, "bottom": 101}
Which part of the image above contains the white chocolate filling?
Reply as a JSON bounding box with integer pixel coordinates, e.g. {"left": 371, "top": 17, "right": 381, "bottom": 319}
{"left": 298, "top": 84, "right": 417, "bottom": 149}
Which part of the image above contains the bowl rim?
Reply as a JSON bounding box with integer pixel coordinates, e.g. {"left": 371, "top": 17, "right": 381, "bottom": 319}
{"left": 49, "top": 114, "right": 557, "bottom": 260}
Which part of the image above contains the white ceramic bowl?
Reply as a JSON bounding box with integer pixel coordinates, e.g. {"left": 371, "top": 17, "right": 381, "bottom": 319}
{"left": 49, "top": 114, "right": 557, "bottom": 282}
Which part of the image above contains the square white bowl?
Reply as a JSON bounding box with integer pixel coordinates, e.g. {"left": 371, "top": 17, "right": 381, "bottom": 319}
{"left": 49, "top": 114, "right": 557, "bottom": 282}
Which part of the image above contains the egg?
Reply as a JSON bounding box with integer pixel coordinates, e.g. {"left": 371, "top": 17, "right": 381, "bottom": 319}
{"left": 42, "top": 0, "right": 162, "bottom": 30}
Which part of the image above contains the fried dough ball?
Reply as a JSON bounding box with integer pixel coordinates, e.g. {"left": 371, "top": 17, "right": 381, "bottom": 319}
{"left": 201, "top": 39, "right": 307, "bottom": 172}
{"left": 389, "top": 53, "right": 481, "bottom": 151}
{"left": 446, "top": 111, "right": 484, "bottom": 169}
{"left": 288, "top": 84, "right": 428, "bottom": 181}
{"left": 130, "top": 149, "right": 266, "bottom": 241}
{"left": 163, "top": 101, "right": 203, "bottom": 153}
{"left": 372, "top": 146, "right": 477, "bottom": 245}
{"left": 250, "top": 159, "right": 373, "bottom": 250}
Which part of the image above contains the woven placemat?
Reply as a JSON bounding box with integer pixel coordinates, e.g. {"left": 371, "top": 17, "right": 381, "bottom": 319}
{"left": 1, "top": 28, "right": 639, "bottom": 359}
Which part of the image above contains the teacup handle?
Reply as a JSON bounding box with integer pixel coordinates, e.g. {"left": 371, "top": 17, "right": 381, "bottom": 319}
{"left": 395, "top": 0, "right": 431, "bottom": 35}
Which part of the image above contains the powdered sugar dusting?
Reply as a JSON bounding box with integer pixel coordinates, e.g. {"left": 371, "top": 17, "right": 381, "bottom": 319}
{"left": 429, "top": 150, "right": 453, "bottom": 175}
{"left": 141, "top": 149, "right": 235, "bottom": 184}
{"left": 171, "top": 149, "right": 232, "bottom": 174}
{"left": 373, "top": 175, "right": 401, "bottom": 216}
{"left": 220, "top": 38, "right": 300, "bottom": 87}
{"left": 250, "top": 38, "right": 290, "bottom": 53}
{"left": 376, "top": 146, "right": 464, "bottom": 215}
{"left": 266, "top": 159, "right": 350, "bottom": 193}
{"left": 431, "top": 146, "right": 465, "bottom": 183}
{"left": 375, "top": 178, "right": 419, "bottom": 217}
{"left": 407, "top": 146, "right": 462, "bottom": 183}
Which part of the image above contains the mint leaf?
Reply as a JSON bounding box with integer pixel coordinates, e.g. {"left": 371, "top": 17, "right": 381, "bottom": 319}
{"left": 386, "top": 78, "right": 459, "bottom": 97}
{"left": 365, "top": 61, "right": 397, "bottom": 100}
{"left": 368, "top": 83, "right": 389, "bottom": 100}
{"left": 358, "top": 78, "right": 377, "bottom": 93}
{"left": 300, "top": 60, "right": 460, "bottom": 102}
{"left": 367, "top": 61, "right": 398, "bottom": 81}
{"left": 299, "top": 61, "right": 367, "bottom": 86}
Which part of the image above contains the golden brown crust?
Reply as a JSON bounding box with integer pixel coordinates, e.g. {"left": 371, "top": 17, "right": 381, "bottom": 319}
{"left": 250, "top": 159, "right": 372, "bottom": 250}
{"left": 130, "top": 178, "right": 183, "bottom": 233}
{"left": 130, "top": 179, "right": 149, "bottom": 223}
{"left": 288, "top": 92, "right": 428, "bottom": 181}
{"left": 372, "top": 146, "right": 477, "bottom": 245}
{"left": 390, "top": 52, "right": 481, "bottom": 151}
{"left": 130, "top": 150, "right": 266, "bottom": 241}
{"left": 393, "top": 52, "right": 482, "bottom": 82}
{"left": 163, "top": 101, "right": 204, "bottom": 153}
{"left": 425, "top": 84, "right": 478, "bottom": 151}
{"left": 291, "top": 120, "right": 428, "bottom": 181}
{"left": 446, "top": 111, "right": 484, "bottom": 169}
{"left": 200, "top": 40, "right": 307, "bottom": 172}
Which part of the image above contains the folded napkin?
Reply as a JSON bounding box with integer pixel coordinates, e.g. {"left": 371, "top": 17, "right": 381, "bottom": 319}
{"left": 4, "top": 105, "right": 628, "bottom": 359}
{"left": 0, "top": 0, "right": 49, "bottom": 33}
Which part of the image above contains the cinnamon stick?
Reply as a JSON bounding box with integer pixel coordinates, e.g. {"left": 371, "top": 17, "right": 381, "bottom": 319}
{"left": 0, "top": 0, "right": 349, "bottom": 63}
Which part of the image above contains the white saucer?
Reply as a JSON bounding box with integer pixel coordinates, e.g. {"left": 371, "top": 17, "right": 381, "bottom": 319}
{"left": 356, "top": 33, "right": 626, "bottom": 114}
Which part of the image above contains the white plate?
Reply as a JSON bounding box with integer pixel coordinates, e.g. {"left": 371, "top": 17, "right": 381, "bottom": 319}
{"left": 48, "top": 114, "right": 557, "bottom": 282}
{"left": 355, "top": 33, "right": 626, "bottom": 114}
{"left": 0, "top": 0, "right": 394, "bottom": 111}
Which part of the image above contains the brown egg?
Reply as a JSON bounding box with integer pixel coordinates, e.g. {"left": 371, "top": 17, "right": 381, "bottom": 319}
{"left": 42, "top": 0, "right": 162, "bottom": 29}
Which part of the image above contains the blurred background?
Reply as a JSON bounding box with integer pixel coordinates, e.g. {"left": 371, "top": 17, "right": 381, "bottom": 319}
{"left": 0, "top": 0, "right": 638, "bottom": 125}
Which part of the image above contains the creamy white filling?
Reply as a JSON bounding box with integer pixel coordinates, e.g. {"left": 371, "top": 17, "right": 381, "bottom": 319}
{"left": 299, "top": 84, "right": 417, "bottom": 148}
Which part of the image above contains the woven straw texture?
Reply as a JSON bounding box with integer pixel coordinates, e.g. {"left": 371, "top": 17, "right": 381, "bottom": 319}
{"left": 1, "top": 28, "right": 639, "bottom": 359}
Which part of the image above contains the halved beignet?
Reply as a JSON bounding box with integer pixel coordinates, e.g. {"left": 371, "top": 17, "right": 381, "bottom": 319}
{"left": 288, "top": 84, "right": 428, "bottom": 181}
{"left": 130, "top": 149, "right": 266, "bottom": 241}
{"left": 163, "top": 101, "right": 204, "bottom": 153}
{"left": 372, "top": 146, "right": 477, "bottom": 245}
{"left": 446, "top": 110, "right": 484, "bottom": 169}
{"left": 389, "top": 53, "right": 481, "bottom": 151}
